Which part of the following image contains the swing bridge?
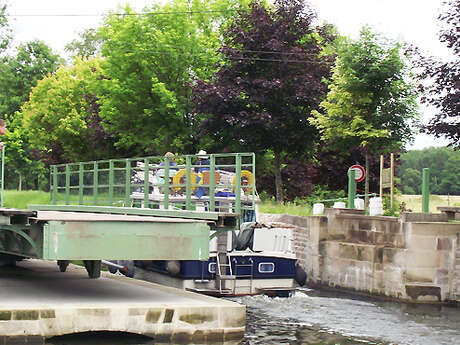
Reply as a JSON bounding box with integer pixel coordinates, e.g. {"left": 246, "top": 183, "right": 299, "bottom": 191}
{"left": 0, "top": 152, "right": 257, "bottom": 278}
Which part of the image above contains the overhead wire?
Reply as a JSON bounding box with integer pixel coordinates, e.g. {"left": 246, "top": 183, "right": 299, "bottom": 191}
{"left": 100, "top": 42, "right": 328, "bottom": 60}
{"left": 7, "top": 9, "right": 332, "bottom": 64}
{"left": 5, "top": 10, "right": 241, "bottom": 17}
{"left": 107, "top": 47, "right": 325, "bottom": 64}
{"left": 135, "top": 43, "right": 324, "bottom": 57}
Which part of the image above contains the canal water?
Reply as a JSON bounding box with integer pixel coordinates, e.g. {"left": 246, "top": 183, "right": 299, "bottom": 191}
{"left": 235, "top": 288, "right": 460, "bottom": 345}
{"left": 47, "top": 288, "right": 460, "bottom": 345}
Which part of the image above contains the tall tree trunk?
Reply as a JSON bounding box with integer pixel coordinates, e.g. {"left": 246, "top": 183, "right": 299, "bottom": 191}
{"left": 18, "top": 173, "right": 22, "bottom": 191}
{"left": 364, "top": 151, "right": 370, "bottom": 212}
{"left": 273, "top": 150, "right": 284, "bottom": 202}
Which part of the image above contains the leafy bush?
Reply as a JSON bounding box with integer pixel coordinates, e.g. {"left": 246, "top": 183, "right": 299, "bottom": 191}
{"left": 383, "top": 196, "right": 400, "bottom": 216}
{"left": 305, "top": 185, "right": 346, "bottom": 207}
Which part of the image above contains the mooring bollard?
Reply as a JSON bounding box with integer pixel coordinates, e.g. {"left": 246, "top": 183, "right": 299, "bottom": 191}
{"left": 422, "top": 168, "right": 430, "bottom": 213}
{"left": 347, "top": 169, "right": 356, "bottom": 209}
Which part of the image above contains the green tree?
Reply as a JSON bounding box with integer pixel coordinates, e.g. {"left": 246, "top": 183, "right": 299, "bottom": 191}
{"left": 400, "top": 147, "right": 459, "bottom": 195}
{"left": 400, "top": 167, "right": 421, "bottom": 194}
{"left": 64, "top": 28, "right": 103, "bottom": 59}
{"left": 440, "top": 154, "right": 460, "bottom": 195}
{"left": 0, "top": 40, "right": 61, "bottom": 119}
{"left": 0, "top": 40, "right": 61, "bottom": 189}
{"left": 310, "top": 27, "right": 418, "bottom": 206}
{"left": 1, "top": 125, "right": 47, "bottom": 190}
{"left": 98, "top": 0, "right": 247, "bottom": 156}
{"left": 22, "top": 57, "right": 117, "bottom": 163}
{"left": 0, "top": 2, "right": 11, "bottom": 55}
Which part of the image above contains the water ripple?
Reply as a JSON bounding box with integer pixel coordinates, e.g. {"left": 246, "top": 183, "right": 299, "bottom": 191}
{"left": 235, "top": 289, "right": 460, "bottom": 345}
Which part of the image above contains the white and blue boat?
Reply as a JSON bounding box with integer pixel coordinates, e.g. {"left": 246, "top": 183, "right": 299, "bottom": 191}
{"left": 131, "top": 221, "right": 303, "bottom": 297}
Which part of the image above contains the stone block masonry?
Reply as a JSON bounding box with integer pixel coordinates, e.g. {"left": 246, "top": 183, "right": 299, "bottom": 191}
{"left": 259, "top": 210, "right": 460, "bottom": 304}
{"left": 450, "top": 232, "right": 460, "bottom": 300}
{"left": 0, "top": 260, "right": 245, "bottom": 343}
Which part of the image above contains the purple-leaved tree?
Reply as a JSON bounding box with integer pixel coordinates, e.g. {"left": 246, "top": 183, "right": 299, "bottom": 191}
{"left": 191, "top": 0, "right": 335, "bottom": 201}
{"left": 417, "top": 0, "right": 460, "bottom": 147}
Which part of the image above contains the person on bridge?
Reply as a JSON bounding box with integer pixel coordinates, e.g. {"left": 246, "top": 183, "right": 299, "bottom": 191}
{"left": 195, "top": 150, "right": 210, "bottom": 173}
{"left": 160, "top": 152, "right": 178, "bottom": 170}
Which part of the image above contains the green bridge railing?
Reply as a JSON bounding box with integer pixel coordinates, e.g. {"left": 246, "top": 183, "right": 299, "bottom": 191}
{"left": 50, "top": 152, "right": 257, "bottom": 215}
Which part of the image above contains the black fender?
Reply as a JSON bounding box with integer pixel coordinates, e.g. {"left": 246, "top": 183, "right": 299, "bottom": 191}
{"left": 295, "top": 262, "right": 307, "bottom": 286}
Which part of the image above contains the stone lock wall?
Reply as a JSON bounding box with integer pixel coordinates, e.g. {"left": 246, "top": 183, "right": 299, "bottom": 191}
{"left": 257, "top": 213, "right": 326, "bottom": 282}
{"left": 452, "top": 233, "right": 460, "bottom": 300}
{"left": 404, "top": 221, "right": 460, "bottom": 302}
{"left": 259, "top": 210, "right": 460, "bottom": 303}
{"left": 317, "top": 209, "right": 410, "bottom": 300}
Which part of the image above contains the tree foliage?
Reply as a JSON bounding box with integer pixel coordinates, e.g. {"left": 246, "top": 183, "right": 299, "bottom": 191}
{"left": 309, "top": 27, "right": 418, "bottom": 205}
{"left": 310, "top": 27, "right": 418, "bottom": 152}
{"left": 0, "top": 2, "right": 11, "bottom": 55}
{"left": 417, "top": 0, "right": 460, "bottom": 147}
{"left": 1, "top": 125, "right": 47, "bottom": 190}
{"left": 0, "top": 40, "right": 61, "bottom": 119}
{"left": 400, "top": 147, "right": 460, "bottom": 195}
{"left": 0, "top": 40, "right": 61, "bottom": 189}
{"left": 22, "top": 57, "right": 116, "bottom": 163}
{"left": 97, "top": 0, "right": 247, "bottom": 156}
{"left": 64, "top": 28, "right": 103, "bottom": 59}
{"left": 192, "top": 0, "right": 335, "bottom": 201}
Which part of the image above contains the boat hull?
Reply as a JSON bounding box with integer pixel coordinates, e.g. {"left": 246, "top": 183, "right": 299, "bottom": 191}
{"left": 133, "top": 254, "right": 297, "bottom": 297}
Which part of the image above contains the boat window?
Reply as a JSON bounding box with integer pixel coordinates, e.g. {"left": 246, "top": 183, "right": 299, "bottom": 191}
{"left": 258, "top": 262, "right": 274, "bottom": 273}
{"left": 208, "top": 262, "right": 216, "bottom": 273}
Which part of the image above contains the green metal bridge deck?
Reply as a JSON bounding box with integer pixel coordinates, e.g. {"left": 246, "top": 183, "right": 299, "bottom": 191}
{"left": 0, "top": 153, "right": 257, "bottom": 278}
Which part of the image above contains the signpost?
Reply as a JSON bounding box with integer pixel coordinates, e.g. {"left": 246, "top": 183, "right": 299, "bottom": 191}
{"left": 380, "top": 154, "right": 394, "bottom": 208}
{"left": 347, "top": 165, "right": 365, "bottom": 208}
{"left": 349, "top": 164, "right": 366, "bottom": 182}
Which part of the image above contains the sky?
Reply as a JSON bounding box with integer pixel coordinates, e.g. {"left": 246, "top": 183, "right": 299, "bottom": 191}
{"left": 4, "top": 0, "right": 453, "bottom": 150}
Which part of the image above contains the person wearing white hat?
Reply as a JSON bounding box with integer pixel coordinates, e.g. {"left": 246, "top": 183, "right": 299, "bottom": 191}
{"left": 195, "top": 150, "right": 210, "bottom": 173}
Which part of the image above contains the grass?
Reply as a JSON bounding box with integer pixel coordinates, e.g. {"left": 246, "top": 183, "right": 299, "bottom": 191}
{"left": 3, "top": 190, "right": 50, "bottom": 209}
{"left": 259, "top": 194, "right": 460, "bottom": 217}
{"left": 2, "top": 189, "right": 459, "bottom": 216}
{"left": 398, "top": 194, "right": 460, "bottom": 213}
{"left": 258, "top": 199, "right": 313, "bottom": 216}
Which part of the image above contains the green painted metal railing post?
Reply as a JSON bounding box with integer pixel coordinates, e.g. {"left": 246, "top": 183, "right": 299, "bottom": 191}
{"left": 1, "top": 146, "right": 4, "bottom": 207}
{"left": 185, "top": 156, "right": 192, "bottom": 210}
{"left": 79, "top": 163, "right": 84, "bottom": 205}
{"left": 144, "top": 158, "right": 149, "bottom": 208}
{"left": 125, "top": 159, "right": 131, "bottom": 207}
{"left": 65, "top": 165, "right": 70, "bottom": 205}
{"left": 347, "top": 169, "right": 356, "bottom": 209}
{"left": 422, "top": 168, "right": 430, "bottom": 213}
{"left": 93, "top": 162, "right": 98, "bottom": 205}
{"left": 235, "top": 154, "right": 242, "bottom": 215}
{"left": 109, "top": 160, "right": 114, "bottom": 205}
{"left": 209, "top": 155, "right": 216, "bottom": 212}
{"left": 44, "top": 152, "right": 258, "bottom": 216}
{"left": 163, "top": 157, "right": 170, "bottom": 210}
{"left": 51, "top": 165, "right": 57, "bottom": 205}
